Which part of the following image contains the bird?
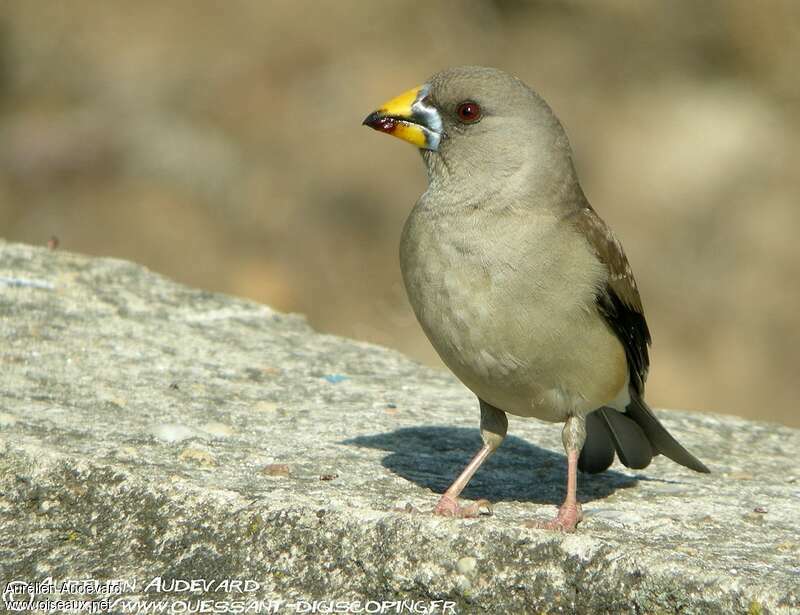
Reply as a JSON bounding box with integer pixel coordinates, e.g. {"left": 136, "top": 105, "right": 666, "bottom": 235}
{"left": 362, "top": 66, "right": 709, "bottom": 531}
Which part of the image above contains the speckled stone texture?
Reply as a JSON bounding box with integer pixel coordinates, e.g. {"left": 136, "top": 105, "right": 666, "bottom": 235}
{"left": 1, "top": 240, "right": 798, "bottom": 614}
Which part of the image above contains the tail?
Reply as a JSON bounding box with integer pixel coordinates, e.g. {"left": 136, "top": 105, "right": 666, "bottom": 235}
{"left": 578, "top": 393, "right": 710, "bottom": 474}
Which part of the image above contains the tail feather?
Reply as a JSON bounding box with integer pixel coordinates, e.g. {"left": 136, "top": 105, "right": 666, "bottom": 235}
{"left": 579, "top": 395, "right": 710, "bottom": 474}
{"left": 599, "top": 407, "right": 653, "bottom": 469}
{"left": 578, "top": 411, "right": 615, "bottom": 474}
{"left": 625, "top": 394, "right": 710, "bottom": 473}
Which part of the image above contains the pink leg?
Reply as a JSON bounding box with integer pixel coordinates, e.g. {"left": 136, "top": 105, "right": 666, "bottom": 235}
{"left": 524, "top": 449, "right": 583, "bottom": 531}
{"left": 433, "top": 400, "right": 507, "bottom": 518}
{"left": 434, "top": 444, "right": 494, "bottom": 518}
{"left": 525, "top": 415, "right": 586, "bottom": 532}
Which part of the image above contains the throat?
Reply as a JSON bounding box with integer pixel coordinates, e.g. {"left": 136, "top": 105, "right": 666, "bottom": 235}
{"left": 422, "top": 151, "right": 534, "bottom": 211}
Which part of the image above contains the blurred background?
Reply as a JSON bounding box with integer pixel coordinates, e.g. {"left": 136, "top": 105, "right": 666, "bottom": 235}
{"left": 1, "top": 1, "right": 798, "bottom": 427}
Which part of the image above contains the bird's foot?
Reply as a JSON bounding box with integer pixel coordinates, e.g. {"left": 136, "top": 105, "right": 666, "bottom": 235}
{"left": 433, "top": 494, "right": 493, "bottom": 518}
{"left": 524, "top": 502, "right": 583, "bottom": 532}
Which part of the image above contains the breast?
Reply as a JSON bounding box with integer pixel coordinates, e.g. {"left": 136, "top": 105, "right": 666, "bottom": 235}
{"left": 400, "top": 205, "right": 628, "bottom": 421}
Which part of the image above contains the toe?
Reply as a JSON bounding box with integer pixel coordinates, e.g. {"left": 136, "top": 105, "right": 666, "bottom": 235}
{"left": 459, "top": 499, "right": 493, "bottom": 518}
{"left": 523, "top": 504, "right": 582, "bottom": 532}
{"left": 433, "top": 496, "right": 493, "bottom": 518}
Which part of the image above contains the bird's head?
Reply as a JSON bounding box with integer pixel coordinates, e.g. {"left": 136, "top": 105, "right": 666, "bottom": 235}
{"left": 363, "top": 66, "right": 576, "bottom": 197}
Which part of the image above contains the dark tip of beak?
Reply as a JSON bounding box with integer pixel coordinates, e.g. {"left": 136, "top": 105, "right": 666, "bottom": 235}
{"left": 362, "top": 111, "right": 380, "bottom": 127}
{"left": 362, "top": 112, "right": 398, "bottom": 133}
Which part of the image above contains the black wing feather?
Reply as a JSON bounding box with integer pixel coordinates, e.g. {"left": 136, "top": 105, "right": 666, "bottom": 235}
{"left": 569, "top": 204, "right": 651, "bottom": 394}
{"left": 570, "top": 203, "right": 709, "bottom": 474}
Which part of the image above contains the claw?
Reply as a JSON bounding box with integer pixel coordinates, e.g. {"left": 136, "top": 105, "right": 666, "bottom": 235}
{"left": 434, "top": 494, "right": 493, "bottom": 518}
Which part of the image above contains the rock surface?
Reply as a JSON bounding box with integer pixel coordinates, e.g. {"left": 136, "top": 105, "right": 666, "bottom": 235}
{"left": 0, "top": 240, "right": 798, "bottom": 614}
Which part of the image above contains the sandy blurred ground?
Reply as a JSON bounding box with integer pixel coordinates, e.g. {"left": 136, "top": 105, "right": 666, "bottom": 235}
{"left": 0, "top": 1, "right": 798, "bottom": 427}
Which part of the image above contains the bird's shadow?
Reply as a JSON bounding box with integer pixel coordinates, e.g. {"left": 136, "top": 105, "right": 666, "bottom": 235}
{"left": 345, "top": 426, "right": 638, "bottom": 505}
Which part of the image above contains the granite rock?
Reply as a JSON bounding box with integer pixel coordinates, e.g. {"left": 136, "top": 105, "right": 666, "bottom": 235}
{"left": 0, "top": 241, "right": 798, "bottom": 614}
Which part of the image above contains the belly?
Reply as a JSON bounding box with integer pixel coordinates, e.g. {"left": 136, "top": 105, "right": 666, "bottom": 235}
{"left": 400, "top": 212, "right": 627, "bottom": 421}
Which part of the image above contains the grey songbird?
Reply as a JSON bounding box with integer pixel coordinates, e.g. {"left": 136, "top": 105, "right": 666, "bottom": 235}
{"left": 363, "top": 66, "right": 708, "bottom": 531}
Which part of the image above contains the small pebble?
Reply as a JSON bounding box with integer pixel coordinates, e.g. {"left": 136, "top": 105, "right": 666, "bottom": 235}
{"left": 262, "top": 464, "right": 291, "bottom": 477}
{"left": 0, "top": 276, "right": 54, "bottom": 289}
{"left": 117, "top": 446, "right": 139, "bottom": 458}
{"left": 179, "top": 447, "right": 216, "bottom": 466}
{"left": 319, "top": 473, "right": 338, "bottom": 481}
{"left": 753, "top": 506, "right": 768, "bottom": 514}
{"left": 200, "top": 422, "right": 234, "bottom": 438}
{"left": 151, "top": 423, "right": 195, "bottom": 443}
{"left": 0, "top": 413, "right": 18, "bottom": 427}
{"left": 456, "top": 557, "right": 477, "bottom": 575}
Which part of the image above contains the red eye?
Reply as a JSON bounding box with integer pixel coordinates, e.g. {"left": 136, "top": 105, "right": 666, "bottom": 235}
{"left": 456, "top": 101, "right": 482, "bottom": 123}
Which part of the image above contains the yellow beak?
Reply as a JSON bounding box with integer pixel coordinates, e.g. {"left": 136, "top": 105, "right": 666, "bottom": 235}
{"left": 363, "top": 84, "right": 442, "bottom": 151}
